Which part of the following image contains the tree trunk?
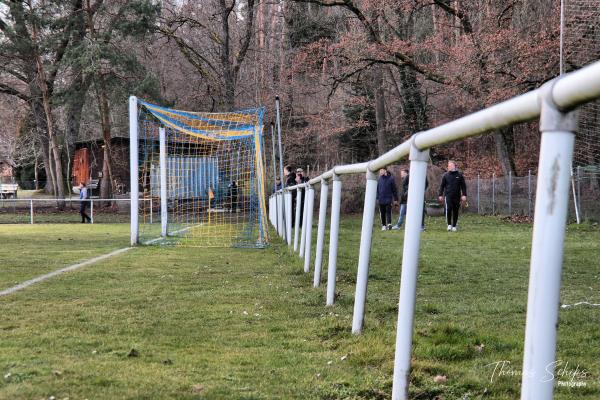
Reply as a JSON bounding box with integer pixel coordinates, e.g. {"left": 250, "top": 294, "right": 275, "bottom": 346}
{"left": 97, "top": 76, "right": 114, "bottom": 202}
{"left": 43, "top": 137, "right": 57, "bottom": 195}
{"left": 494, "top": 126, "right": 516, "bottom": 176}
{"left": 32, "top": 27, "right": 65, "bottom": 208}
{"left": 30, "top": 100, "right": 55, "bottom": 194}
{"left": 34, "top": 156, "right": 39, "bottom": 190}
{"left": 373, "top": 67, "right": 387, "bottom": 156}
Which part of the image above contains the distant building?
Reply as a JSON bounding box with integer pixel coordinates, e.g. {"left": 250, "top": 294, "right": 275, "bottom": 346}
{"left": 72, "top": 136, "right": 130, "bottom": 195}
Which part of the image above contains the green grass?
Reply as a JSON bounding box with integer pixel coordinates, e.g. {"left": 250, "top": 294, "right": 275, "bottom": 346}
{"left": 0, "top": 224, "right": 129, "bottom": 289}
{"left": 0, "top": 215, "right": 598, "bottom": 399}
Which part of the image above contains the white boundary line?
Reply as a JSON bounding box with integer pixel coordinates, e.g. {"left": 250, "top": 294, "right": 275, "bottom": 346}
{"left": 0, "top": 247, "right": 132, "bottom": 297}
{"left": 0, "top": 224, "right": 205, "bottom": 297}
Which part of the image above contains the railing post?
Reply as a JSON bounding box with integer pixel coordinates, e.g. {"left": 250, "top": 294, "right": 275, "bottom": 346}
{"left": 277, "top": 192, "right": 284, "bottom": 238}
{"left": 129, "top": 96, "right": 139, "bottom": 246}
{"left": 477, "top": 174, "right": 480, "bottom": 214}
{"left": 303, "top": 185, "right": 315, "bottom": 273}
{"left": 313, "top": 179, "right": 329, "bottom": 287}
{"left": 326, "top": 174, "right": 342, "bottom": 305}
{"left": 159, "top": 127, "right": 168, "bottom": 237}
{"left": 521, "top": 80, "right": 578, "bottom": 400}
{"left": 30, "top": 199, "right": 33, "bottom": 224}
{"left": 392, "top": 139, "right": 429, "bottom": 400}
{"left": 294, "top": 188, "right": 302, "bottom": 252}
{"left": 90, "top": 199, "right": 94, "bottom": 224}
{"left": 351, "top": 169, "right": 378, "bottom": 334}
{"left": 576, "top": 165, "right": 582, "bottom": 217}
{"left": 285, "top": 190, "right": 293, "bottom": 245}
{"left": 299, "top": 185, "right": 309, "bottom": 257}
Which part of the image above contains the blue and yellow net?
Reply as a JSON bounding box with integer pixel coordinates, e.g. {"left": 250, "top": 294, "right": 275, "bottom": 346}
{"left": 137, "top": 100, "right": 268, "bottom": 248}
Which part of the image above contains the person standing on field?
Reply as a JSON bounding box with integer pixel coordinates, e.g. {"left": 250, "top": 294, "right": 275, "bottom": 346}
{"left": 376, "top": 167, "right": 398, "bottom": 230}
{"left": 438, "top": 161, "right": 467, "bottom": 232}
{"left": 79, "top": 182, "right": 91, "bottom": 223}
{"left": 392, "top": 169, "right": 428, "bottom": 230}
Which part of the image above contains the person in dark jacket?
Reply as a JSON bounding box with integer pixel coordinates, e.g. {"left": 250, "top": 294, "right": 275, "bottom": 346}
{"left": 392, "top": 169, "right": 428, "bottom": 230}
{"left": 284, "top": 165, "right": 296, "bottom": 224}
{"left": 284, "top": 165, "right": 296, "bottom": 187}
{"left": 295, "top": 168, "right": 309, "bottom": 223}
{"left": 438, "top": 161, "right": 467, "bottom": 232}
{"left": 376, "top": 167, "right": 399, "bottom": 230}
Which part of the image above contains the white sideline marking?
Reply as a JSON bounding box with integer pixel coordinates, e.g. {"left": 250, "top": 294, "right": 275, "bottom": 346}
{"left": 561, "top": 301, "right": 600, "bottom": 309}
{"left": 0, "top": 247, "right": 132, "bottom": 297}
{"left": 0, "top": 225, "right": 203, "bottom": 297}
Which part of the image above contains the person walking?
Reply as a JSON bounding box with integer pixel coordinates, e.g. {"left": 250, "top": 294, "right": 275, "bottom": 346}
{"left": 438, "top": 161, "right": 467, "bottom": 232}
{"left": 392, "top": 169, "right": 428, "bottom": 230}
{"left": 376, "top": 167, "right": 398, "bottom": 230}
{"left": 79, "top": 182, "right": 92, "bottom": 223}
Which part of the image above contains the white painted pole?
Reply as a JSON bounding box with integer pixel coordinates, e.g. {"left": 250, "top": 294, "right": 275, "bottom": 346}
{"left": 129, "top": 96, "right": 139, "bottom": 246}
{"left": 351, "top": 169, "right": 378, "bottom": 334}
{"left": 303, "top": 185, "right": 315, "bottom": 273}
{"left": 294, "top": 188, "right": 302, "bottom": 252}
{"left": 391, "top": 142, "right": 429, "bottom": 400}
{"left": 299, "top": 186, "right": 309, "bottom": 257}
{"left": 149, "top": 197, "right": 153, "bottom": 224}
{"left": 520, "top": 81, "right": 577, "bottom": 400}
{"left": 159, "top": 127, "right": 168, "bottom": 237}
{"left": 571, "top": 166, "right": 581, "bottom": 224}
{"left": 326, "top": 174, "right": 342, "bottom": 305}
{"left": 90, "top": 199, "right": 94, "bottom": 224}
{"left": 285, "top": 190, "right": 293, "bottom": 245}
{"left": 313, "top": 179, "right": 329, "bottom": 287}
{"left": 30, "top": 199, "right": 33, "bottom": 224}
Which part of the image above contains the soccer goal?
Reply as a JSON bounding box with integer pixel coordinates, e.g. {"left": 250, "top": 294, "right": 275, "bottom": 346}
{"left": 128, "top": 97, "right": 268, "bottom": 248}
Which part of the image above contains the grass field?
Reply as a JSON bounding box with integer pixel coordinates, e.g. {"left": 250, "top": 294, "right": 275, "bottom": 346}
{"left": 0, "top": 215, "right": 599, "bottom": 399}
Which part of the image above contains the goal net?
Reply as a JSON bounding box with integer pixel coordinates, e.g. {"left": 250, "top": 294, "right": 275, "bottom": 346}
{"left": 564, "top": 0, "right": 600, "bottom": 220}
{"left": 132, "top": 99, "right": 268, "bottom": 248}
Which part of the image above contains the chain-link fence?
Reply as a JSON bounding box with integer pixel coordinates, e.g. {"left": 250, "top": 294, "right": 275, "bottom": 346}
{"left": 467, "top": 169, "right": 600, "bottom": 221}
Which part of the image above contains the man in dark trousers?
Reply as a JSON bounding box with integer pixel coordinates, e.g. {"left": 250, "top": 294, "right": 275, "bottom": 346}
{"left": 438, "top": 161, "right": 467, "bottom": 232}
{"left": 376, "top": 167, "right": 398, "bottom": 230}
{"left": 79, "top": 182, "right": 91, "bottom": 223}
{"left": 392, "top": 168, "right": 428, "bottom": 230}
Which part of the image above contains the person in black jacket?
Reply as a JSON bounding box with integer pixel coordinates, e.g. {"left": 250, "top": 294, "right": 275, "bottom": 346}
{"left": 284, "top": 165, "right": 296, "bottom": 223}
{"left": 295, "top": 168, "right": 309, "bottom": 223}
{"left": 438, "top": 161, "right": 467, "bottom": 232}
{"left": 392, "top": 169, "right": 428, "bottom": 230}
{"left": 376, "top": 167, "right": 399, "bottom": 230}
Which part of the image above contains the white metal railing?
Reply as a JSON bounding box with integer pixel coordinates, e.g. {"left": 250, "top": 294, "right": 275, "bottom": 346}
{"left": 0, "top": 198, "right": 150, "bottom": 225}
{"left": 269, "top": 60, "right": 600, "bottom": 400}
